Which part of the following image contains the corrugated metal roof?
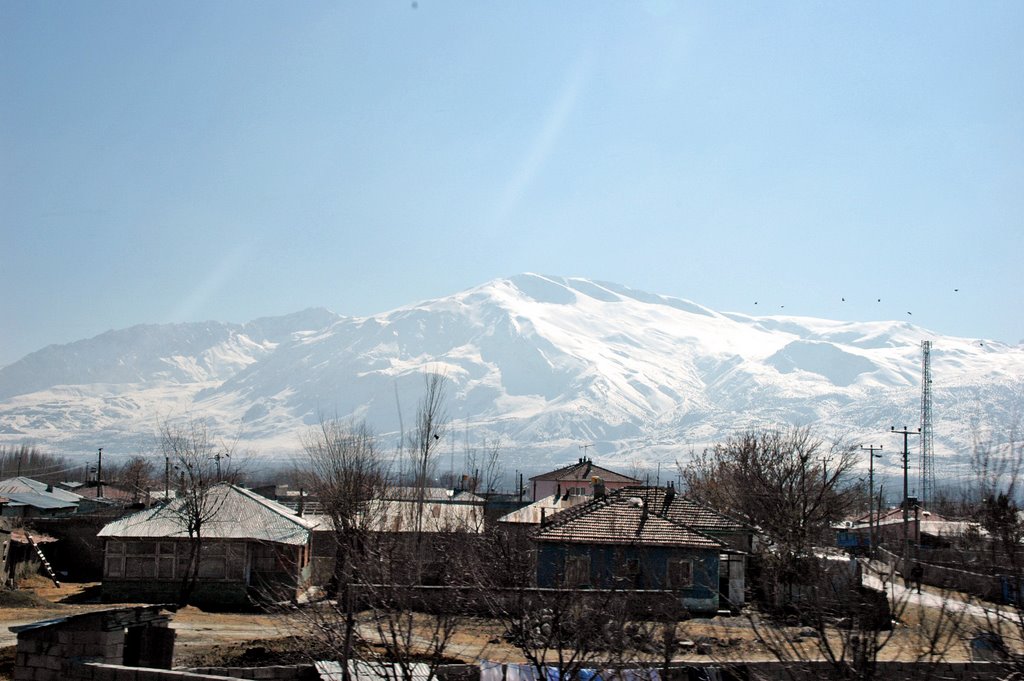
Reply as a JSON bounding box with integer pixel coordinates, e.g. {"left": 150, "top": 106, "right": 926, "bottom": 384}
{"left": 380, "top": 486, "right": 485, "bottom": 503}
{"left": 497, "top": 493, "right": 591, "bottom": 524}
{"left": 534, "top": 493, "right": 725, "bottom": 549}
{"left": 0, "top": 492, "right": 78, "bottom": 510}
{"left": 306, "top": 493, "right": 486, "bottom": 534}
{"left": 98, "top": 483, "right": 316, "bottom": 545}
{"left": 0, "top": 477, "right": 83, "bottom": 503}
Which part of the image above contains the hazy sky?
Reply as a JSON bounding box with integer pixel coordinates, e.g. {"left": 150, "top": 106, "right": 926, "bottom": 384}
{"left": 2, "top": 1, "right": 1022, "bottom": 368}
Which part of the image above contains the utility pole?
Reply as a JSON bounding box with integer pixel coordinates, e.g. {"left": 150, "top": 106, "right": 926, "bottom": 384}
{"left": 212, "top": 450, "right": 229, "bottom": 481}
{"left": 861, "top": 445, "right": 883, "bottom": 557}
{"left": 96, "top": 448, "right": 103, "bottom": 498}
{"left": 164, "top": 456, "right": 170, "bottom": 500}
{"left": 891, "top": 426, "right": 920, "bottom": 576}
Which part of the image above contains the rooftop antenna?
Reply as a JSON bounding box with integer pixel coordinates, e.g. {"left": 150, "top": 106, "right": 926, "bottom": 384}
{"left": 920, "top": 340, "right": 935, "bottom": 508}
{"left": 579, "top": 443, "right": 595, "bottom": 461}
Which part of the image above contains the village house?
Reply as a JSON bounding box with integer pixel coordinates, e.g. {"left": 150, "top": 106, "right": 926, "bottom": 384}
{"left": 532, "top": 487, "right": 732, "bottom": 615}
{"left": 0, "top": 476, "right": 86, "bottom": 517}
{"left": 368, "top": 486, "right": 486, "bottom": 533}
{"left": 608, "top": 485, "right": 752, "bottom": 607}
{"left": 305, "top": 486, "right": 486, "bottom": 586}
{"left": 836, "top": 506, "right": 985, "bottom": 551}
{"left": 528, "top": 457, "right": 640, "bottom": 501}
{"left": 97, "top": 483, "right": 316, "bottom": 607}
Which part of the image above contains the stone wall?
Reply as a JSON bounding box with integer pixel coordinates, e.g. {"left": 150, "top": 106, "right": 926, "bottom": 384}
{"left": 102, "top": 577, "right": 253, "bottom": 609}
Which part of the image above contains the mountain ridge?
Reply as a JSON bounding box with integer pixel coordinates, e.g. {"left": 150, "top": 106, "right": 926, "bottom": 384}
{"left": 1, "top": 274, "right": 1021, "bottom": 480}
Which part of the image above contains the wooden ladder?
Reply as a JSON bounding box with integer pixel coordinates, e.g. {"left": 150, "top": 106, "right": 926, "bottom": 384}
{"left": 24, "top": 533, "right": 60, "bottom": 588}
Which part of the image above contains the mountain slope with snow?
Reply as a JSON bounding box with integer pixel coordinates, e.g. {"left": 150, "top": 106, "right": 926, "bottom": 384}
{"left": 1, "top": 275, "right": 1020, "bottom": 478}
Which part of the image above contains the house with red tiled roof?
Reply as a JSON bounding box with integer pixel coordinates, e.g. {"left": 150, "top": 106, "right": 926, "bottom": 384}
{"left": 528, "top": 457, "right": 640, "bottom": 501}
{"left": 532, "top": 485, "right": 741, "bottom": 614}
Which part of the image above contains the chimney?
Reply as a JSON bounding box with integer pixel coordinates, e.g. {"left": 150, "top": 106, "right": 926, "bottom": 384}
{"left": 541, "top": 507, "right": 547, "bottom": 527}
{"left": 556, "top": 483, "right": 561, "bottom": 501}
{"left": 592, "top": 476, "right": 606, "bottom": 499}
{"left": 662, "top": 482, "right": 676, "bottom": 517}
{"left": 297, "top": 488, "right": 305, "bottom": 517}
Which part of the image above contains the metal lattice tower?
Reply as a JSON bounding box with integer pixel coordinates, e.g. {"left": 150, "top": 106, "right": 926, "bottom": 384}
{"left": 920, "top": 340, "right": 935, "bottom": 507}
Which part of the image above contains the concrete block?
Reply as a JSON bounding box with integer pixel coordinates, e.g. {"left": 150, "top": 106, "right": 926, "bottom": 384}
{"left": 12, "top": 667, "right": 34, "bottom": 681}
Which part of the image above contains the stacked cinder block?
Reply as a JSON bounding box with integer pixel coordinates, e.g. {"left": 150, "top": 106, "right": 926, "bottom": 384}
{"left": 10, "top": 605, "right": 175, "bottom": 681}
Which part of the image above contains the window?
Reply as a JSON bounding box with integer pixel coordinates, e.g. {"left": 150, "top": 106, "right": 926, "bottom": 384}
{"left": 106, "top": 539, "right": 248, "bottom": 583}
{"left": 667, "top": 559, "right": 693, "bottom": 588}
{"left": 565, "top": 554, "right": 590, "bottom": 587}
{"left": 104, "top": 541, "right": 126, "bottom": 577}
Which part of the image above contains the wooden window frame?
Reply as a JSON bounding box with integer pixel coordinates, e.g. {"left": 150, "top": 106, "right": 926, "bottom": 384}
{"left": 667, "top": 558, "right": 694, "bottom": 588}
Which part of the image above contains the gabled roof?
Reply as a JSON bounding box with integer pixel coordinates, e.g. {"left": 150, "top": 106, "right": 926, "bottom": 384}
{"left": 529, "top": 459, "right": 640, "bottom": 485}
{"left": 533, "top": 492, "right": 725, "bottom": 550}
{"left": 98, "top": 483, "right": 316, "bottom": 545}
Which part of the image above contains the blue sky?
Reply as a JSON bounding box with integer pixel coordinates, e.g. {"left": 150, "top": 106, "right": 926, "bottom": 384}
{"left": 2, "top": 1, "right": 1022, "bottom": 367}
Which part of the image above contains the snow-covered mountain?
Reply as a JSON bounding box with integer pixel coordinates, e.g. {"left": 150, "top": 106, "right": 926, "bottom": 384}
{"left": 1, "top": 274, "right": 1021, "bottom": 481}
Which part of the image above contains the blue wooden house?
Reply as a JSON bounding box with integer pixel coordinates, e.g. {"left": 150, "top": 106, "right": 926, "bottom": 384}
{"left": 532, "top": 487, "right": 732, "bottom": 615}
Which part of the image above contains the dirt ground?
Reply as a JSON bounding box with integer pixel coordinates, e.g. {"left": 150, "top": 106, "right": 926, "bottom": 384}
{"left": 0, "top": 575, "right": 1003, "bottom": 680}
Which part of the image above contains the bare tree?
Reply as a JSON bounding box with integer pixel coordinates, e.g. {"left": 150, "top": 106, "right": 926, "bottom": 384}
{"left": 406, "top": 372, "right": 448, "bottom": 562}
{"left": 160, "top": 418, "right": 238, "bottom": 605}
{"left": 0, "top": 445, "right": 70, "bottom": 483}
{"left": 300, "top": 416, "right": 390, "bottom": 679}
{"left": 963, "top": 415, "right": 1024, "bottom": 672}
{"left": 407, "top": 372, "right": 448, "bottom": 487}
{"left": 106, "top": 454, "right": 157, "bottom": 503}
{"left": 680, "top": 427, "right": 860, "bottom": 560}
{"left": 463, "top": 435, "right": 504, "bottom": 494}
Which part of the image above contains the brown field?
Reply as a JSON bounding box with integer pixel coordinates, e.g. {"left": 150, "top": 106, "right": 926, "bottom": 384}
{"left": 0, "top": 575, "right": 1010, "bottom": 680}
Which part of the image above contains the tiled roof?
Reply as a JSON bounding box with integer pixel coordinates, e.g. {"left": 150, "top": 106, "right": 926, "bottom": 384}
{"left": 618, "top": 487, "right": 750, "bottom": 533}
{"left": 98, "top": 483, "right": 316, "bottom": 545}
{"left": 529, "top": 460, "right": 640, "bottom": 485}
{"left": 533, "top": 493, "right": 725, "bottom": 549}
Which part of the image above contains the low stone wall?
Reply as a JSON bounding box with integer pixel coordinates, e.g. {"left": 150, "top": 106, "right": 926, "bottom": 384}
{"left": 102, "top": 578, "right": 253, "bottom": 609}
{"left": 878, "top": 547, "right": 1003, "bottom": 601}
{"left": 351, "top": 584, "right": 690, "bottom": 619}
